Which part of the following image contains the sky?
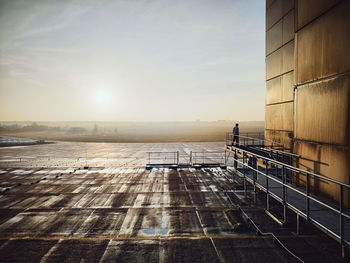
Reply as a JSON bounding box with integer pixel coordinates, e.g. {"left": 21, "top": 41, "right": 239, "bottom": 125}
{"left": 0, "top": 0, "right": 265, "bottom": 122}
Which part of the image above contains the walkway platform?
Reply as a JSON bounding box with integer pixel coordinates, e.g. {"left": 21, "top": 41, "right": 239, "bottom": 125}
{"left": 237, "top": 167, "right": 350, "bottom": 246}
{"left": 225, "top": 134, "right": 350, "bottom": 256}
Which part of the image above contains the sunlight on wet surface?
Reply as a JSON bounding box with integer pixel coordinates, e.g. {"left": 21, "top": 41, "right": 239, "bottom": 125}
{"left": 0, "top": 142, "right": 297, "bottom": 262}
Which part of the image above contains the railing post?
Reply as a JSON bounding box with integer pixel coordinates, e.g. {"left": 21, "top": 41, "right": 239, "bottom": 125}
{"left": 262, "top": 136, "right": 265, "bottom": 147}
{"left": 296, "top": 214, "right": 300, "bottom": 235}
{"left": 306, "top": 172, "right": 310, "bottom": 220}
{"left": 282, "top": 165, "right": 287, "bottom": 223}
{"left": 224, "top": 150, "right": 227, "bottom": 166}
{"left": 266, "top": 160, "right": 270, "bottom": 210}
{"left": 234, "top": 149, "right": 238, "bottom": 170}
{"left": 177, "top": 151, "right": 179, "bottom": 165}
{"left": 243, "top": 153, "right": 246, "bottom": 176}
{"left": 295, "top": 156, "right": 300, "bottom": 187}
{"left": 253, "top": 156, "right": 257, "bottom": 203}
{"left": 243, "top": 153, "right": 247, "bottom": 195}
{"left": 339, "top": 185, "right": 345, "bottom": 258}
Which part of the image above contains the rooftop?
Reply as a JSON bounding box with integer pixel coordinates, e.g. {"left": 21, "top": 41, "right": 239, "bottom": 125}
{"left": 0, "top": 142, "right": 345, "bottom": 262}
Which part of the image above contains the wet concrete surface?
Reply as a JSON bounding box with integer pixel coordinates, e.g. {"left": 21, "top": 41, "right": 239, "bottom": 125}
{"left": 0, "top": 142, "right": 329, "bottom": 262}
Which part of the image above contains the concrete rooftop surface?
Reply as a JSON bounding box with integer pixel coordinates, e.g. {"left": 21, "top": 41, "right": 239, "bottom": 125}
{"left": 0, "top": 142, "right": 343, "bottom": 262}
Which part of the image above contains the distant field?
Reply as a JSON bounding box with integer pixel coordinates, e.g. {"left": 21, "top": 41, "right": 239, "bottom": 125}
{"left": 0, "top": 121, "right": 264, "bottom": 143}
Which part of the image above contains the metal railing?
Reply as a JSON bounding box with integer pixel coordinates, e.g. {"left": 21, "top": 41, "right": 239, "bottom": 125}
{"left": 146, "top": 151, "right": 179, "bottom": 165}
{"left": 226, "top": 133, "right": 285, "bottom": 149}
{"left": 191, "top": 151, "right": 226, "bottom": 166}
{"left": 239, "top": 132, "right": 265, "bottom": 139}
{"left": 226, "top": 144, "right": 350, "bottom": 255}
{"left": 145, "top": 151, "right": 227, "bottom": 167}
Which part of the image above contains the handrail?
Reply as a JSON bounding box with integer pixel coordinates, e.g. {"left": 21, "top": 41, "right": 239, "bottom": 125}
{"left": 146, "top": 152, "right": 176, "bottom": 154}
{"left": 227, "top": 144, "right": 350, "bottom": 252}
{"left": 191, "top": 151, "right": 226, "bottom": 165}
{"left": 226, "top": 132, "right": 284, "bottom": 147}
{"left": 237, "top": 158, "right": 350, "bottom": 220}
{"left": 227, "top": 144, "right": 350, "bottom": 188}
{"left": 146, "top": 151, "right": 178, "bottom": 165}
{"left": 267, "top": 148, "right": 300, "bottom": 157}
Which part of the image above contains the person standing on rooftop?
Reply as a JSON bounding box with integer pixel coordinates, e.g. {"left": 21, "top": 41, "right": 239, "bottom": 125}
{"left": 232, "top": 123, "right": 239, "bottom": 146}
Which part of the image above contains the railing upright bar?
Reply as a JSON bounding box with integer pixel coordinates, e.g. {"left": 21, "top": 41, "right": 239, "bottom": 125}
{"left": 266, "top": 161, "right": 270, "bottom": 210}
{"left": 243, "top": 153, "right": 247, "bottom": 194}
{"left": 224, "top": 151, "right": 227, "bottom": 166}
{"left": 282, "top": 165, "right": 287, "bottom": 222}
{"left": 306, "top": 172, "right": 310, "bottom": 220}
{"left": 339, "top": 185, "right": 344, "bottom": 257}
{"left": 253, "top": 156, "right": 257, "bottom": 203}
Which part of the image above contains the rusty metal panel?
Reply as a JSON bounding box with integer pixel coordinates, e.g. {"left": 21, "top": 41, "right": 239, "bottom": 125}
{"left": 266, "top": 0, "right": 283, "bottom": 30}
{"left": 295, "top": 0, "right": 350, "bottom": 84}
{"left": 265, "top": 129, "right": 293, "bottom": 149}
{"left": 266, "top": 0, "right": 294, "bottom": 30}
{"left": 266, "top": 0, "right": 275, "bottom": 10}
{"left": 282, "top": 71, "right": 294, "bottom": 101}
{"left": 294, "top": 141, "right": 350, "bottom": 205}
{"left": 266, "top": 48, "right": 282, "bottom": 80}
{"left": 282, "top": 10, "right": 294, "bottom": 44}
{"left": 266, "top": 40, "right": 294, "bottom": 80}
{"left": 266, "top": 76, "right": 282, "bottom": 104}
{"left": 266, "top": 20, "right": 282, "bottom": 55}
{"left": 265, "top": 102, "right": 293, "bottom": 131}
{"left": 296, "top": 0, "right": 342, "bottom": 30}
{"left": 266, "top": 71, "right": 294, "bottom": 104}
{"left": 294, "top": 74, "right": 350, "bottom": 146}
{"left": 282, "top": 0, "right": 294, "bottom": 15}
{"left": 282, "top": 40, "right": 294, "bottom": 73}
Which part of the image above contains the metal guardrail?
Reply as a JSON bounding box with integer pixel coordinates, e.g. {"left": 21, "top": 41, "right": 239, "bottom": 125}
{"left": 191, "top": 151, "right": 226, "bottom": 166}
{"left": 146, "top": 151, "right": 179, "bottom": 165}
{"left": 226, "top": 132, "right": 285, "bottom": 149}
{"left": 239, "top": 132, "right": 265, "bottom": 139}
{"left": 226, "top": 144, "right": 350, "bottom": 257}
{"left": 146, "top": 151, "right": 227, "bottom": 167}
{"left": 226, "top": 133, "right": 295, "bottom": 166}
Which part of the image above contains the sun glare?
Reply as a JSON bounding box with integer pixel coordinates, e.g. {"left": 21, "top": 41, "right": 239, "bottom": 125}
{"left": 96, "top": 90, "right": 111, "bottom": 105}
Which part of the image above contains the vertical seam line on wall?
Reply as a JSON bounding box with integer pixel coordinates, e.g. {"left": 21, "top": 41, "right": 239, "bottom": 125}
{"left": 293, "top": 5, "right": 296, "bottom": 153}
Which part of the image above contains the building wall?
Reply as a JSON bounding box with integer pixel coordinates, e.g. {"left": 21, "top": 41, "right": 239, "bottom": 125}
{"left": 265, "top": 0, "right": 295, "bottom": 150}
{"left": 265, "top": 0, "right": 350, "bottom": 204}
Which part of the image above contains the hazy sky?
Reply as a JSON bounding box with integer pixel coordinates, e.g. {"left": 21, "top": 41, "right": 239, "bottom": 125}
{"left": 0, "top": 0, "right": 265, "bottom": 122}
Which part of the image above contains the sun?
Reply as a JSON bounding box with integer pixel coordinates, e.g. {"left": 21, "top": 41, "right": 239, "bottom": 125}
{"left": 96, "top": 90, "right": 111, "bottom": 105}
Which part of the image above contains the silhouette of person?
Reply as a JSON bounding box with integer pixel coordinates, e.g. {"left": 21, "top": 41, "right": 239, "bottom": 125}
{"left": 232, "top": 123, "right": 239, "bottom": 146}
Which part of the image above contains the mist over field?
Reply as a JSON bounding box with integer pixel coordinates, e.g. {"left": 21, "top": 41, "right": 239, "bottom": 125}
{"left": 0, "top": 121, "right": 264, "bottom": 143}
